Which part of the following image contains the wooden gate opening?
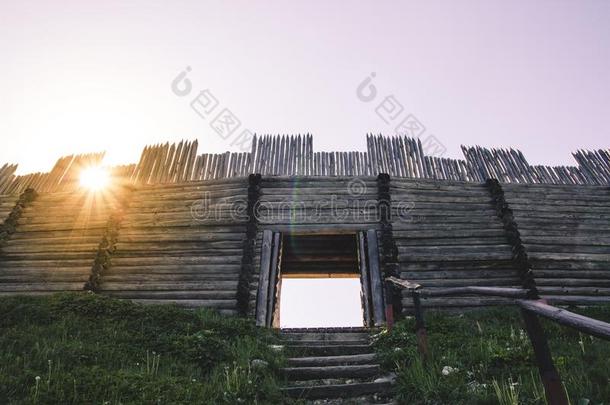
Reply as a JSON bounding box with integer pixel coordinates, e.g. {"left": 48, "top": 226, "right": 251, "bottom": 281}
{"left": 256, "top": 230, "right": 384, "bottom": 328}
{"left": 256, "top": 230, "right": 385, "bottom": 328}
{"left": 278, "top": 234, "right": 362, "bottom": 328}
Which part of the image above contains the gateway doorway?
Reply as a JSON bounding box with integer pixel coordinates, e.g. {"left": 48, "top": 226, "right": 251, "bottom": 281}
{"left": 255, "top": 231, "right": 385, "bottom": 328}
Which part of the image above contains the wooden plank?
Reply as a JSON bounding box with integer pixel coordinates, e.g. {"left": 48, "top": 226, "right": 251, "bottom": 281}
{"left": 366, "top": 229, "right": 385, "bottom": 325}
{"left": 255, "top": 230, "right": 274, "bottom": 326}
{"left": 266, "top": 232, "right": 282, "bottom": 326}
{"left": 358, "top": 231, "right": 372, "bottom": 327}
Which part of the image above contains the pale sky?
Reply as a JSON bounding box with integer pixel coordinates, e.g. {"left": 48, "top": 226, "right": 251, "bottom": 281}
{"left": 1, "top": 1, "right": 609, "bottom": 175}
{"left": 280, "top": 279, "right": 364, "bottom": 328}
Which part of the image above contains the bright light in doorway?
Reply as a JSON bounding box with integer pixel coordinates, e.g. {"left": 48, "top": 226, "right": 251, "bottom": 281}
{"left": 280, "top": 278, "right": 364, "bottom": 328}
{"left": 79, "top": 166, "right": 110, "bottom": 191}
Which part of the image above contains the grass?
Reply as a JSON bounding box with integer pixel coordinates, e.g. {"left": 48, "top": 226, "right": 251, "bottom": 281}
{"left": 0, "top": 292, "right": 285, "bottom": 404}
{"left": 374, "top": 306, "right": 610, "bottom": 405}
{"left": 3, "top": 293, "right": 609, "bottom": 404}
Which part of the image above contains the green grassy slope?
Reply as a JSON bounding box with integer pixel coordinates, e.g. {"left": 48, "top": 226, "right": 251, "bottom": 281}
{"left": 0, "top": 293, "right": 285, "bottom": 404}
{"left": 375, "top": 306, "right": 610, "bottom": 404}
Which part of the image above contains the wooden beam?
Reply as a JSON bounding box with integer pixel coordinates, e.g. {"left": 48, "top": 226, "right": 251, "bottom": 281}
{"left": 366, "top": 229, "right": 385, "bottom": 326}
{"left": 255, "top": 230, "right": 274, "bottom": 327}
{"left": 518, "top": 299, "right": 610, "bottom": 341}
{"left": 358, "top": 231, "right": 372, "bottom": 327}
{"left": 266, "top": 232, "right": 281, "bottom": 327}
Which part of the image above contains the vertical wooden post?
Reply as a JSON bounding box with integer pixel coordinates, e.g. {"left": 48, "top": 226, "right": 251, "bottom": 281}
{"left": 266, "top": 232, "right": 282, "bottom": 327}
{"left": 358, "top": 231, "right": 373, "bottom": 327}
{"left": 521, "top": 308, "right": 569, "bottom": 405}
{"left": 366, "top": 229, "right": 385, "bottom": 326}
{"left": 412, "top": 290, "right": 429, "bottom": 361}
{"left": 236, "top": 174, "right": 261, "bottom": 317}
{"left": 256, "top": 230, "right": 274, "bottom": 326}
{"left": 384, "top": 280, "right": 395, "bottom": 330}
{"left": 376, "top": 173, "right": 402, "bottom": 322}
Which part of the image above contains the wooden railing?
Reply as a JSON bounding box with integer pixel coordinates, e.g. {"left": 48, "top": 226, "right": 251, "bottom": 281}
{"left": 386, "top": 276, "right": 610, "bottom": 405}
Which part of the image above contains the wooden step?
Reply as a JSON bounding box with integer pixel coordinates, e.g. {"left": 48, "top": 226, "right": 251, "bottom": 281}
{"left": 282, "top": 364, "right": 381, "bottom": 381}
{"left": 286, "top": 354, "right": 377, "bottom": 367}
{"left": 281, "top": 332, "right": 370, "bottom": 343}
{"left": 288, "top": 344, "right": 373, "bottom": 356}
{"left": 282, "top": 381, "right": 393, "bottom": 400}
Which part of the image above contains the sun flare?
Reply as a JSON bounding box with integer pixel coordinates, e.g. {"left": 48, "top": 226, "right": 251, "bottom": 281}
{"left": 79, "top": 166, "right": 110, "bottom": 191}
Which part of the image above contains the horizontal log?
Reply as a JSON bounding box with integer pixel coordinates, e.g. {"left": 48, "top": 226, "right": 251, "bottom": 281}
{"left": 508, "top": 203, "right": 610, "bottom": 214}
{"left": 531, "top": 260, "right": 610, "bottom": 270}
{"left": 0, "top": 274, "right": 89, "bottom": 282}
{"left": 518, "top": 300, "right": 610, "bottom": 340}
{"left": 542, "top": 295, "right": 610, "bottom": 304}
{"left": 512, "top": 211, "right": 610, "bottom": 221}
{"left": 120, "top": 218, "right": 247, "bottom": 227}
{"left": 393, "top": 222, "right": 504, "bottom": 231}
{"left": 0, "top": 267, "right": 91, "bottom": 276}
{"left": 536, "top": 278, "right": 610, "bottom": 287}
{"left": 100, "top": 273, "right": 239, "bottom": 282}
{"left": 392, "top": 229, "right": 507, "bottom": 239}
{"left": 398, "top": 277, "right": 520, "bottom": 288}
{"left": 0, "top": 282, "right": 85, "bottom": 292}
{"left": 401, "top": 297, "right": 513, "bottom": 307}
{"left": 526, "top": 245, "right": 610, "bottom": 254}
{"left": 114, "top": 248, "right": 244, "bottom": 257}
{"left": 116, "top": 232, "right": 245, "bottom": 244}
{"left": 399, "top": 260, "right": 516, "bottom": 271}
{"left": 400, "top": 269, "right": 518, "bottom": 279}
{"left": 419, "top": 286, "right": 529, "bottom": 298}
{"left": 129, "top": 189, "right": 248, "bottom": 202}
{"left": 114, "top": 241, "right": 243, "bottom": 251}
{"left": 99, "top": 281, "right": 238, "bottom": 291}
{"left": 521, "top": 236, "right": 610, "bottom": 246}
{"left": 118, "top": 225, "right": 247, "bottom": 235}
{"left": 391, "top": 201, "right": 494, "bottom": 211}
{"left": 533, "top": 270, "right": 610, "bottom": 279}
{"left": 398, "top": 245, "right": 512, "bottom": 256}
{"left": 138, "top": 176, "right": 248, "bottom": 190}
{"left": 106, "top": 264, "right": 242, "bottom": 273}
{"left": 528, "top": 252, "right": 610, "bottom": 261}
{"left": 393, "top": 195, "right": 494, "bottom": 204}
{"left": 260, "top": 188, "right": 378, "bottom": 196}
{"left": 536, "top": 286, "right": 610, "bottom": 296}
{"left": 125, "top": 298, "right": 237, "bottom": 309}
{"left": 390, "top": 180, "right": 487, "bottom": 191}
{"left": 15, "top": 222, "right": 108, "bottom": 232}
{"left": 505, "top": 197, "right": 610, "bottom": 208}
{"left": 103, "top": 291, "right": 238, "bottom": 300}
{"left": 0, "top": 251, "right": 97, "bottom": 261}
{"left": 110, "top": 256, "right": 243, "bottom": 266}
{"left": 259, "top": 224, "right": 380, "bottom": 234}
{"left": 4, "top": 235, "right": 103, "bottom": 246}
{"left": 7, "top": 229, "right": 106, "bottom": 240}
{"left": 1, "top": 243, "right": 99, "bottom": 254}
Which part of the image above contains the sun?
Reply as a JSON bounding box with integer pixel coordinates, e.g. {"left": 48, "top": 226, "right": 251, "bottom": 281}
{"left": 79, "top": 166, "right": 110, "bottom": 191}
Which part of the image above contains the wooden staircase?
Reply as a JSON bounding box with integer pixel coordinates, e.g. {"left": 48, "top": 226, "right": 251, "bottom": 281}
{"left": 279, "top": 327, "right": 395, "bottom": 403}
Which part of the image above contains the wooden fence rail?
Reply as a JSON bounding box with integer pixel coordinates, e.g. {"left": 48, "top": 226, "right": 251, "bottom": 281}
{"left": 387, "top": 277, "right": 610, "bottom": 405}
